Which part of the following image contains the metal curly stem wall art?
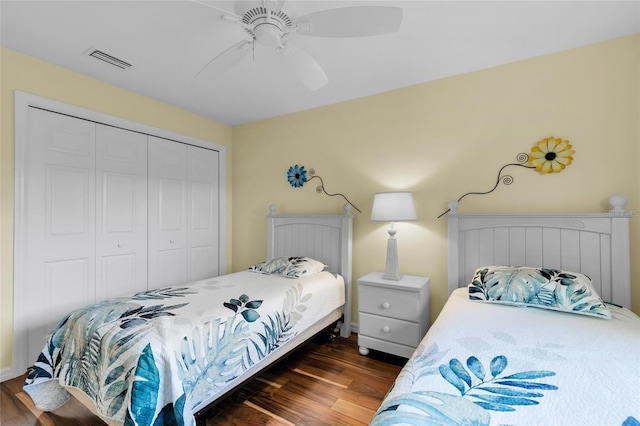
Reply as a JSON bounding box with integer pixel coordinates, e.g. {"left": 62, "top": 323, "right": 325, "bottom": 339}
{"left": 438, "top": 136, "right": 575, "bottom": 218}
{"left": 287, "top": 165, "right": 362, "bottom": 213}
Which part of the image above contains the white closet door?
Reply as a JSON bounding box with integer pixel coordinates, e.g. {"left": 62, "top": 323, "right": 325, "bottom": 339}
{"left": 188, "top": 146, "right": 220, "bottom": 281}
{"left": 95, "top": 125, "right": 148, "bottom": 300}
{"left": 24, "top": 108, "right": 96, "bottom": 361}
{"left": 148, "top": 136, "right": 188, "bottom": 289}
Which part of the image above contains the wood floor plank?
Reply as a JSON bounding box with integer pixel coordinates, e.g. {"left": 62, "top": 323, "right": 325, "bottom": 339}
{"left": 299, "top": 353, "right": 399, "bottom": 402}
{"left": 246, "top": 393, "right": 306, "bottom": 424}
{"left": 331, "top": 398, "right": 376, "bottom": 424}
{"left": 243, "top": 401, "right": 296, "bottom": 425}
{"left": 307, "top": 352, "right": 403, "bottom": 382}
{"left": 0, "top": 391, "right": 39, "bottom": 426}
{"left": 206, "top": 401, "right": 284, "bottom": 426}
{"left": 334, "top": 388, "right": 388, "bottom": 412}
{"left": 255, "top": 368, "right": 291, "bottom": 388}
{"left": 291, "top": 368, "right": 350, "bottom": 388}
{"left": 254, "top": 386, "right": 365, "bottom": 426}
{"left": 278, "top": 372, "right": 344, "bottom": 408}
{"left": 313, "top": 342, "right": 406, "bottom": 377}
{"left": 2, "top": 334, "right": 404, "bottom": 425}
{"left": 287, "top": 361, "right": 352, "bottom": 388}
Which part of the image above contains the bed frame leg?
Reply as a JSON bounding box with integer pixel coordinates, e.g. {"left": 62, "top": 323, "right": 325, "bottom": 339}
{"left": 328, "top": 322, "right": 341, "bottom": 341}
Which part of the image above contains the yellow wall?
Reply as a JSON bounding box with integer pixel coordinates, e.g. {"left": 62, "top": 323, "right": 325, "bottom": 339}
{"left": 232, "top": 35, "right": 640, "bottom": 327}
{"left": 0, "top": 47, "right": 233, "bottom": 371}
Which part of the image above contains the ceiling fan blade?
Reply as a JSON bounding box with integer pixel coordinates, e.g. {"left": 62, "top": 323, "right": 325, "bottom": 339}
{"left": 195, "top": 40, "right": 252, "bottom": 79}
{"left": 296, "top": 6, "right": 402, "bottom": 38}
{"left": 277, "top": 42, "right": 328, "bottom": 91}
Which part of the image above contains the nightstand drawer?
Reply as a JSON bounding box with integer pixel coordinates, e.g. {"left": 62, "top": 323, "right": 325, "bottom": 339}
{"left": 359, "top": 313, "right": 420, "bottom": 347}
{"left": 359, "top": 286, "right": 419, "bottom": 321}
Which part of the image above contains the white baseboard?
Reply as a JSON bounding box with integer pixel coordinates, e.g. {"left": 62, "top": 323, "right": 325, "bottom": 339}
{"left": 0, "top": 365, "right": 23, "bottom": 383}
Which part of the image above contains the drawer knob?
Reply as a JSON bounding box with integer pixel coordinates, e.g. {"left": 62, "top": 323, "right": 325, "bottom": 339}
{"left": 382, "top": 302, "right": 390, "bottom": 309}
{"left": 382, "top": 326, "right": 390, "bottom": 333}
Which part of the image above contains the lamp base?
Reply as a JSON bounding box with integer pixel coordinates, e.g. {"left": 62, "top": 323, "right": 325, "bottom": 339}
{"left": 381, "top": 271, "right": 402, "bottom": 281}
{"left": 382, "top": 233, "right": 402, "bottom": 281}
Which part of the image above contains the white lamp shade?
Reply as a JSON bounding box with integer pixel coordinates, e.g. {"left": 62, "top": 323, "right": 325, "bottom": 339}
{"left": 370, "top": 191, "right": 417, "bottom": 222}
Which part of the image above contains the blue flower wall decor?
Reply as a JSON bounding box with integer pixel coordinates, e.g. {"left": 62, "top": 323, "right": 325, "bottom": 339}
{"left": 286, "top": 164, "right": 361, "bottom": 213}
{"left": 287, "top": 165, "right": 307, "bottom": 188}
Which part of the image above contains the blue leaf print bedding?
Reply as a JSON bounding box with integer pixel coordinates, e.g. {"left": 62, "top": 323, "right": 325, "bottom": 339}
{"left": 468, "top": 266, "right": 611, "bottom": 319}
{"left": 23, "top": 271, "right": 345, "bottom": 426}
{"left": 371, "top": 288, "right": 640, "bottom": 426}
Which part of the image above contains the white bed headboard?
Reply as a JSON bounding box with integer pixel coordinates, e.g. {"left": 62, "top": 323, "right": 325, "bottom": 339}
{"left": 447, "top": 196, "right": 632, "bottom": 309}
{"left": 267, "top": 204, "right": 353, "bottom": 337}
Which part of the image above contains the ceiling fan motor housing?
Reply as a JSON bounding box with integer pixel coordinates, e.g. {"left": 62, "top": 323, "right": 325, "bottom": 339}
{"left": 242, "top": 7, "right": 293, "bottom": 47}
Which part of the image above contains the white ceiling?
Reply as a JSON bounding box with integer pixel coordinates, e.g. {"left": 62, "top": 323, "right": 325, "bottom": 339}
{"left": 2, "top": 1, "right": 639, "bottom": 126}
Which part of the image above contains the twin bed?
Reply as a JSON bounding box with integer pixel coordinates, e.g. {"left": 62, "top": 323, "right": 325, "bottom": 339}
{"left": 371, "top": 198, "right": 639, "bottom": 426}
{"left": 23, "top": 205, "right": 353, "bottom": 425}
{"left": 23, "top": 198, "right": 639, "bottom": 426}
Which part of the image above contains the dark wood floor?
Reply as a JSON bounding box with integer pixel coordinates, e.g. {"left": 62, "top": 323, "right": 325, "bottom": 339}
{"left": 1, "top": 334, "right": 406, "bottom": 425}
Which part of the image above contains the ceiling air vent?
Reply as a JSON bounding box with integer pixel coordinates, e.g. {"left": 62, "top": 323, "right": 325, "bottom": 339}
{"left": 87, "top": 49, "right": 132, "bottom": 70}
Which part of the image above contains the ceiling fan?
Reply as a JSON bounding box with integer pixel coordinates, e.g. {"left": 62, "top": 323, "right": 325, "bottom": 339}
{"left": 194, "top": 1, "right": 403, "bottom": 90}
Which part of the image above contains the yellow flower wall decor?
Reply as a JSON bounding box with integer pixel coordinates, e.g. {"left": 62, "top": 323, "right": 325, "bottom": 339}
{"left": 529, "top": 137, "right": 575, "bottom": 174}
{"left": 438, "top": 136, "right": 575, "bottom": 217}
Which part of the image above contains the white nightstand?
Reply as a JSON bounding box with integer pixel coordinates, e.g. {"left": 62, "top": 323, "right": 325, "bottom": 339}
{"left": 357, "top": 272, "right": 430, "bottom": 358}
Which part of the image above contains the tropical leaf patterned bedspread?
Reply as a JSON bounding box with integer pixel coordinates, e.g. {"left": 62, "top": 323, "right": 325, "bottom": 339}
{"left": 23, "top": 271, "right": 345, "bottom": 425}
{"left": 371, "top": 288, "right": 640, "bottom": 426}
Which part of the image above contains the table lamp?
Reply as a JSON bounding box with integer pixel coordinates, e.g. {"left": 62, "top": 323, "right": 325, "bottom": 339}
{"left": 370, "top": 191, "right": 417, "bottom": 280}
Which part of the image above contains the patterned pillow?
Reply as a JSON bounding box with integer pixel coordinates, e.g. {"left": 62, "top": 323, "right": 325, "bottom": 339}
{"left": 248, "top": 256, "right": 327, "bottom": 278}
{"left": 468, "top": 265, "right": 611, "bottom": 319}
{"left": 248, "top": 256, "right": 291, "bottom": 275}
{"left": 282, "top": 257, "right": 327, "bottom": 278}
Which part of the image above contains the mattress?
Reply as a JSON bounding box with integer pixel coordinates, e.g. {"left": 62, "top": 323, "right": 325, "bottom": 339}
{"left": 371, "top": 288, "right": 640, "bottom": 426}
{"left": 23, "top": 270, "right": 345, "bottom": 425}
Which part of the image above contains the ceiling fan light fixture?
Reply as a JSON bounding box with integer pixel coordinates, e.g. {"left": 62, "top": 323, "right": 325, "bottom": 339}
{"left": 254, "top": 23, "right": 282, "bottom": 47}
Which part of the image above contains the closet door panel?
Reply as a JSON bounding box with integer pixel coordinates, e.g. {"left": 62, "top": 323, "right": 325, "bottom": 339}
{"left": 188, "top": 147, "right": 220, "bottom": 281}
{"left": 148, "top": 136, "right": 188, "bottom": 289}
{"left": 25, "top": 108, "right": 96, "bottom": 361}
{"left": 96, "top": 125, "right": 148, "bottom": 300}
